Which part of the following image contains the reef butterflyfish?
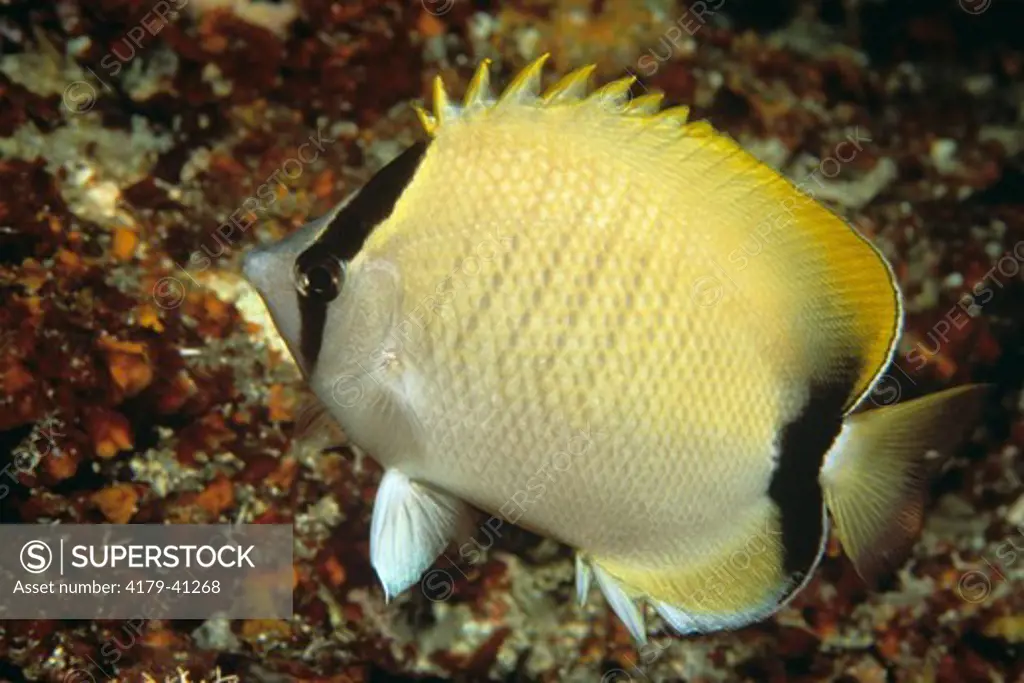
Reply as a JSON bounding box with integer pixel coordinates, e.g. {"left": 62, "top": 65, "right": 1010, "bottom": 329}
{"left": 243, "top": 56, "right": 986, "bottom": 642}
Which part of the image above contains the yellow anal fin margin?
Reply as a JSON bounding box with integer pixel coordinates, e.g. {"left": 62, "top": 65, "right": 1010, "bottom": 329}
{"left": 593, "top": 503, "right": 804, "bottom": 635}
{"left": 822, "top": 384, "right": 988, "bottom": 583}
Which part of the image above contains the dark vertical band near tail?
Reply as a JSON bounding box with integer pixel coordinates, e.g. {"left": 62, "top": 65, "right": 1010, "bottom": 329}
{"left": 768, "top": 369, "right": 857, "bottom": 581}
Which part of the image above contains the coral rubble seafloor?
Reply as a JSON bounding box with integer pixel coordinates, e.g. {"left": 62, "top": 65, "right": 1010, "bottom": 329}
{"left": 0, "top": 0, "right": 1022, "bottom": 681}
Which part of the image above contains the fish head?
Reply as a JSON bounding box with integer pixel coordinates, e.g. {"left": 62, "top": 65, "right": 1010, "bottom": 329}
{"left": 243, "top": 143, "right": 429, "bottom": 453}
{"left": 241, "top": 200, "right": 349, "bottom": 379}
{"left": 245, "top": 200, "right": 408, "bottom": 367}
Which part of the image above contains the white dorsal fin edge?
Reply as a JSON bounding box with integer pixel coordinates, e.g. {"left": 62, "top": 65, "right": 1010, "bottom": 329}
{"left": 370, "top": 469, "right": 472, "bottom": 601}
{"left": 592, "top": 563, "right": 647, "bottom": 644}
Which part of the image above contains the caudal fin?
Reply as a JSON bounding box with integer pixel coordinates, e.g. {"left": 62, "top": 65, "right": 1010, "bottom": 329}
{"left": 821, "top": 384, "right": 988, "bottom": 582}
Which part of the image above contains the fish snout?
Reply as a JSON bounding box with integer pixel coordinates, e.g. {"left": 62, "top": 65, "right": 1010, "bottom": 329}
{"left": 242, "top": 245, "right": 299, "bottom": 300}
{"left": 241, "top": 246, "right": 272, "bottom": 289}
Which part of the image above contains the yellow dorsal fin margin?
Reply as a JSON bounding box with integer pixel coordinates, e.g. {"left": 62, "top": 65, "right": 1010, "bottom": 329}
{"left": 413, "top": 58, "right": 694, "bottom": 137}
{"left": 412, "top": 103, "right": 437, "bottom": 136}
{"left": 586, "top": 75, "right": 637, "bottom": 111}
{"left": 431, "top": 75, "right": 455, "bottom": 128}
{"left": 624, "top": 93, "right": 665, "bottom": 115}
{"left": 464, "top": 58, "right": 493, "bottom": 108}
{"left": 500, "top": 53, "right": 550, "bottom": 104}
{"left": 542, "top": 64, "right": 596, "bottom": 104}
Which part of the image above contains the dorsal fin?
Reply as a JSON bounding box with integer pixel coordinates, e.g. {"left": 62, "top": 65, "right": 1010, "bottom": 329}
{"left": 624, "top": 93, "right": 664, "bottom": 115}
{"left": 464, "top": 58, "right": 493, "bottom": 109}
{"left": 542, "top": 64, "right": 596, "bottom": 104}
{"left": 432, "top": 75, "right": 456, "bottom": 127}
{"left": 412, "top": 103, "right": 436, "bottom": 136}
{"left": 499, "top": 53, "right": 549, "bottom": 104}
{"left": 586, "top": 76, "right": 637, "bottom": 112}
{"left": 413, "top": 58, "right": 685, "bottom": 137}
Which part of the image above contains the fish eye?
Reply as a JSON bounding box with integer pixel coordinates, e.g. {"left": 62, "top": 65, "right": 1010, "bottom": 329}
{"left": 295, "top": 255, "right": 345, "bottom": 302}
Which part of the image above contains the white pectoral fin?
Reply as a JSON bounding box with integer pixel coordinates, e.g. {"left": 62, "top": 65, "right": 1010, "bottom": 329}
{"left": 370, "top": 469, "right": 472, "bottom": 601}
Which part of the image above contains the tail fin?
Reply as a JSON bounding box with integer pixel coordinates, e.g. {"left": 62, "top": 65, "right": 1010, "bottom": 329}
{"left": 821, "top": 384, "right": 988, "bottom": 582}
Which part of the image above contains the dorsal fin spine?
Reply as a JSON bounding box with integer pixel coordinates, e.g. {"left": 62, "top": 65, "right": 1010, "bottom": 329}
{"left": 542, "top": 64, "right": 596, "bottom": 103}
{"left": 587, "top": 76, "right": 638, "bottom": 110}
{"left": 412, "top": 104, "right": 437, "bottom": 136}
{"left": 415, "top": 59, "right": 700, "bottom": 136}
{"left": 464, "top": 58, "right": 493, "bottom": 108}
{"left": 431, "top": 75, "right": 455, "bottom": 127}
{"left": 625, "top": 92, "right": 665, "bottom": 115}
{"left": 499, "top": 53, "right": 550, "bottom": 104}
{"left": 654, "top": 105, "right": 692, "bottom": 127}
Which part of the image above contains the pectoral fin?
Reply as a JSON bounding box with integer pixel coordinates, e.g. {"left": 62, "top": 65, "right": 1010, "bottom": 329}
{"left": 370, "top": 469, "right": 474, "bottom": 600}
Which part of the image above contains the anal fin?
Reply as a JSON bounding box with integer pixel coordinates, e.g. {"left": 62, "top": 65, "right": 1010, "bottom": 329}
{"left": 370, "top": 469, "right": 474, "bottom": 601}
{"left": 590, "top": 560, "right": 647, "bottom": 643}
{"left": 591, "top": 502, "right": 803, "bottom": 637}
{"left": 576, "top": 553, "right": 592, "bottom": 608}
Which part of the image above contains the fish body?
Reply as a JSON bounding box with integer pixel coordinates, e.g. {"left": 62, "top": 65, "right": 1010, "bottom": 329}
{"left": 243, "top": 57, "right": 985, "bottom": 640}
